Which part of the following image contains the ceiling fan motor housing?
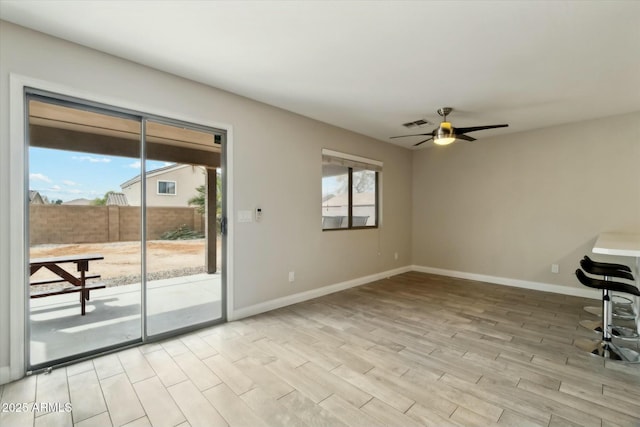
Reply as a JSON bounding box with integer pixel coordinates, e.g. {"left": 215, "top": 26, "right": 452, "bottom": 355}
{"left": 436, "top": 121, "right": 454, "bottom": 138}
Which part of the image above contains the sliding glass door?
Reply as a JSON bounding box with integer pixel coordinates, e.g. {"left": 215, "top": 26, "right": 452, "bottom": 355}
{"left": 143, "top": 119, "right": 223, "bottom": 336}
{"left": 27, "top": 96, "right": 143, "bottom": 366}
{"left": 26, "top": 92, "right": 225, "bottom": 369}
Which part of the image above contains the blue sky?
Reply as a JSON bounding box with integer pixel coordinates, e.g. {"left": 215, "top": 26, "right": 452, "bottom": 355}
{"left": 29, "top": 147, "right": 171, "bottom": 202}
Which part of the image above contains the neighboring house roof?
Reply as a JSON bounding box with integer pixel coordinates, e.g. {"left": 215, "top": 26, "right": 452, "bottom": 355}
{"left": 29, "top": 190, "right": 44, "bottom": 204}
{"left": 62, "top": 198, "right": 92, "bottom": 205}
{"left": 106, "top": 192, "right": 129, "bottom": 206}
{"left": 323, "top": 192, "right": 375, "bottom": 207}
{"left": 321, "top": 193, "right": 334, "bottom": 203}
{"left": 120, "top": 163, "right": 187, "bottom": 188}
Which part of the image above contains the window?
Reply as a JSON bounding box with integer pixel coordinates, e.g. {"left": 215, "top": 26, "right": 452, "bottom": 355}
{"left": 157, "top": 180, "right": 176, "bottom": 195}
{"left": 322, "top": 149, "right": 381, "bottom": 230}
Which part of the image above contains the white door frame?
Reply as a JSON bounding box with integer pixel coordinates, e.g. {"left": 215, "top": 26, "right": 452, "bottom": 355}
{"left": 7, "top": 73, "right": 235, "bottom": 381}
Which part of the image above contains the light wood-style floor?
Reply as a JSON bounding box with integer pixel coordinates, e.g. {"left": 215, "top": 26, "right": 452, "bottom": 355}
{"left": 2, "top": 272, "right": 640, "bottom": 427}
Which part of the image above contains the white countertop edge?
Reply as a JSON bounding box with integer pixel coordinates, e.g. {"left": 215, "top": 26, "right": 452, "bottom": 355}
{"left": 592, "top": 232, "right": 640, "bottom": 258}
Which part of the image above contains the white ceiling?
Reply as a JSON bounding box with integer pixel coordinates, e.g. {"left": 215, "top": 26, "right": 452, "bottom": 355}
{"left": 2, "top": 1, "right": 639, "bottom": 149}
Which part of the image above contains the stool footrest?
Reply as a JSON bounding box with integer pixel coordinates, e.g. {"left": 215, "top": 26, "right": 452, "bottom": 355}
{"left": 584, "top": 305, "right": 636, "bottom": 320}
{"left": 610, "top": 325, "right": 640, "bottom": 340}
{"left": 579, "top": 319, "right": 603, "bottom": 334}
{"left": 575, "top": 339, "right": 640, "bottom": 362}
{"left": 612, "top": 295, "right": 634, "bottom": 306}
{"left": 613, "top": 306, "right": 636, "bottom": 320}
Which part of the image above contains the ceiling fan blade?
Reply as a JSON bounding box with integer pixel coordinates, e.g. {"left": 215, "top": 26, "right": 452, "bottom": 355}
{"left": 390, "top": 132, "right": 434, "bottom": 139}
{"left": 413, "top": 137, "right": 434, "bottom": 146}
{"left": 456, "top": 134, "right": 476, "bottom": 142}
{"left": 453, "top": 124, "right": 508, "bottom": 134}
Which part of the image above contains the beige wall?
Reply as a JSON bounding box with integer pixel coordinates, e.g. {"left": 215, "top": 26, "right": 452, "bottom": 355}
{"left": 411, "top": 112, "right": 640, "bottom": 291}
{"left": 0, "top": 21, "right": 413, "bottom": 380}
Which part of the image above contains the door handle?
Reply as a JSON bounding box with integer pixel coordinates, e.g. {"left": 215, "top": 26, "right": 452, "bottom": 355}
{"left": 220, "top": 216, "right": 227, "bottom": 236}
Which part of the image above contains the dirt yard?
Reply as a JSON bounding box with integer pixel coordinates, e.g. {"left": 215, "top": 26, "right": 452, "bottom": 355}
{"left": 30, "top": 239, "right": 219, "bottom": 286}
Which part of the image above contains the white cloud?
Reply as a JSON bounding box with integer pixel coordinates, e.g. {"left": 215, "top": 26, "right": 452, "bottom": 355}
{"left": 30, "top": 173, "right": 52, "bottom": 183}
{"left": 72, "top": 156, "right": 111, "bottom": 163}
{"left": 128, "top": 160, "right": 141, "bottom": 169}
{"left": 63, "top": 180, "right": 80, "bottom": 186}
{"left": 49, "top": 185, "right": 61, "bottom": 191}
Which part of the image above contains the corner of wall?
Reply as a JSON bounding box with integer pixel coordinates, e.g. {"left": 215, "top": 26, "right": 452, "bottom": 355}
{"left": 411, "top": 265, "right": 600, "bottom": 300}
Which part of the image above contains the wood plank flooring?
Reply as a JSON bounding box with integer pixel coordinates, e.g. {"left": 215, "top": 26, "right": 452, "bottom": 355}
{"left": 2, "top": 272, "right": 639, "bottom": 426}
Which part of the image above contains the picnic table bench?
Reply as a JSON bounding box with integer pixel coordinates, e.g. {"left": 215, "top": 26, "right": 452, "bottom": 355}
{"left": 30, "top": 254, "right": 105, "bottom": 315}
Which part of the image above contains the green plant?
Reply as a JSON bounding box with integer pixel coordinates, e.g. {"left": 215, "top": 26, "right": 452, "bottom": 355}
{"left": 91, "top": 190, "right": 115, "bottom": 206}
{"left": 188, "top": 170, "right": 222, "bottom": 218}
{"left": 160, "top": 224, "right": 204, "bottom": 240}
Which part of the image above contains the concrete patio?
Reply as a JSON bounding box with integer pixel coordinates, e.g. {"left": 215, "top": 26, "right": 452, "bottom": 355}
{"left": 29, "top": 274, "right": 222, "bottom": 366}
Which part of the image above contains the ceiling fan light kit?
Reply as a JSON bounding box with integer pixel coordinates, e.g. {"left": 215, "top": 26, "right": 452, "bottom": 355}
{"left": 433, "top": 135, "right": 455, "bottom": 145}
{"left": 433, "top": 119, "right": 455, "bottom": 145}
{"left": 391, "top": 107, "right": 509, "bottom": 147}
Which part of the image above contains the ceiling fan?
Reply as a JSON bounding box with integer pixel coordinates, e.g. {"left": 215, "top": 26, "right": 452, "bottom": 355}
{"left": 391, "top": 107, "right": 509, "bottom": 147}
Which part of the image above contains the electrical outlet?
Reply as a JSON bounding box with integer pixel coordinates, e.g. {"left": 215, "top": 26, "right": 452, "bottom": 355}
{"left": 551, "top": 264, "right": 559, "bottom": 274}
{"left": 288, "top": 271, "right": 295, "bottom": 282}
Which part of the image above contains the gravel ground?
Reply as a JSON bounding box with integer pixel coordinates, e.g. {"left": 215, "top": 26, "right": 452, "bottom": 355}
{"left": 102, "top": 266, "right": 208, "bottom": 287}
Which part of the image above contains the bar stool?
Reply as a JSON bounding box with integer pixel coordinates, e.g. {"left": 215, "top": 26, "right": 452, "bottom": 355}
{"left": 575, "top": 269, "right": 640, "bottom": 362}
{"left": 581, "top": 256, "right": 636, "bottom": 320}
{"left": 582, "top": 255, "right": 631, "bottom": 272}
{"left": 578, "top": 259, "right": 639, "bottom": 340}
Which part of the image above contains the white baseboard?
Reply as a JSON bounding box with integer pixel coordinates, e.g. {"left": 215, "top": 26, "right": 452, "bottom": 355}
{"left": 0, "top": 366, "right": 10, "bottom": 386}
{"left": 230, "top": 266, "right": 412, "bottom": 321}
{"left": 230, "top": 264, "right": 600, "bottom": 321}
{"left": 1, "top": 265, "right": 599, "bottom": 385}
{"left": 411, "top": 265, "right": 600, "bottom": 300}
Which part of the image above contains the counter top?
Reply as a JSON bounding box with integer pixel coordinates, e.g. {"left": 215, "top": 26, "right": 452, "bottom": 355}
{"left": 593, "top": 232, "right": 640, "bottom": 257}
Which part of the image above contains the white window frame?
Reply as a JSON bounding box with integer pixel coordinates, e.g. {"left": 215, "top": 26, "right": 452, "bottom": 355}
{"left": 157, "top": 180, "right": 177, "bottom": 196}
{"left": 321, "top": 149, "right": 382, "bottom": 230}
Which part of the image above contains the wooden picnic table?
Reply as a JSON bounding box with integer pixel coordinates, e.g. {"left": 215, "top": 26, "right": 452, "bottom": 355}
{"left": 30, "top": 253, "right": 105, "bottom": 315}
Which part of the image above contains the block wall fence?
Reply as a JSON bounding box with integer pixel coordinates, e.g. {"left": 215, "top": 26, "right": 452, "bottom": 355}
{"left": 29, "top": 205, "right": 204, "bottom": 245}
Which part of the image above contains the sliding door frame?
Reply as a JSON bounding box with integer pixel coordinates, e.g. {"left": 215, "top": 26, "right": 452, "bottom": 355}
{"left": 12, "top": 79, "right": 230, "bottom": 375}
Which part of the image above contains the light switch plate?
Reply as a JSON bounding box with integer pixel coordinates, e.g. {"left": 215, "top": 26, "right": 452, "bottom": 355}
{"left": 237, "top": 210, "right": 253, "bottom": 223}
